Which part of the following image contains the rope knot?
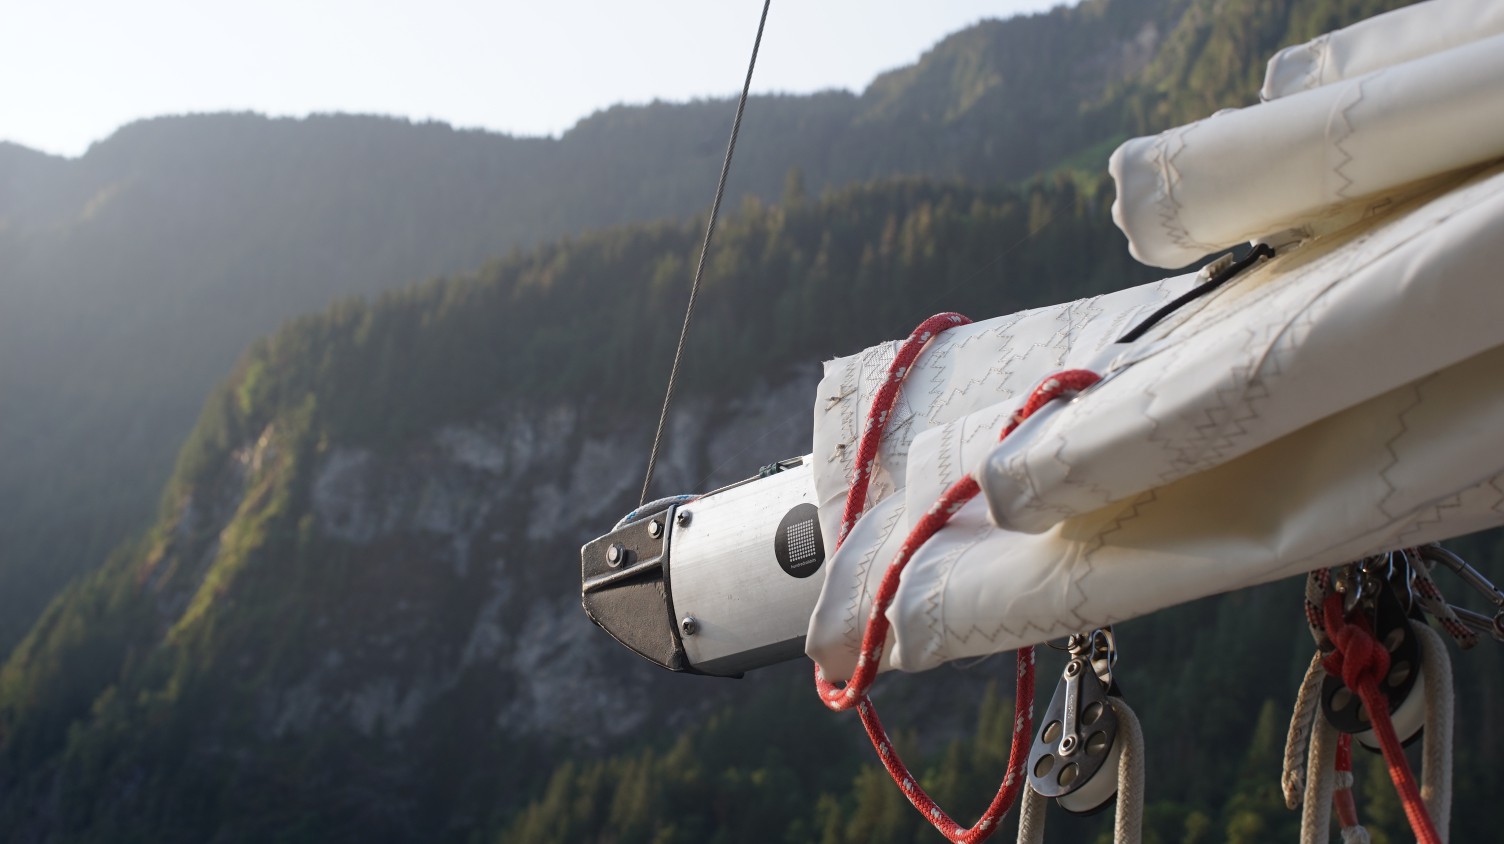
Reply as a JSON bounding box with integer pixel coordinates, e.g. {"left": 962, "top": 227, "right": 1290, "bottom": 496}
{"left": 1320, "top": 593, "right": 1390, "bottom": 695}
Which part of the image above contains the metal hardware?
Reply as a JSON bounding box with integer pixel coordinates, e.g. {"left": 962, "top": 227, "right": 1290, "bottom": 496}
{"left": 581, "top": 457, "right": 825, "bottom": 677}
{"left": 669, "top": 460, "right": 827, "bottom": 675}
{"left": 606, "top": 543, "right": 627, "bottom": 568}
{"left": 1322, "top": 563, "right": 1426, "bottom": 750}
{"left": 1406, "top": 544, "right": 1504, "bottom": 644}
{"left": 1419, "top": 544, "right": 1504, "bottom": 612}
{"left": 1337, "top": 554, "right": 1391, "bottom": 615}
{"left": 581, "top": 504, "right": 692, "bottom": 673}
{"left": 1086, "top": 626, "right": 1118, "bottom": 687}
{"left": 1451, "top": 605, "right": 1504, "bottom": 642}
{"left": 1059, "top": 658, "right": 1084, "bottom": 757}
{"left": 1028, "top": 627, "right": 1124, "bottom": 814}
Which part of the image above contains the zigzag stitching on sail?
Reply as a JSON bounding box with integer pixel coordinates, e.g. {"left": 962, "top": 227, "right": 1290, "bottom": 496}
{"left": 1069, "top": 490, "right": 1158, "bottom": 628}
{"left": 843, "top": 503, "right": 906, "bottom": 656}
{"left": 1376, "top": 381, "right": 1428, "bottom": 520}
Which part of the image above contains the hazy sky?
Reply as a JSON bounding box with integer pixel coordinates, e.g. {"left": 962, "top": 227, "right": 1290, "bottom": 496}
{"left": 3, "top": 1, "right": 1072, "bottom": 158}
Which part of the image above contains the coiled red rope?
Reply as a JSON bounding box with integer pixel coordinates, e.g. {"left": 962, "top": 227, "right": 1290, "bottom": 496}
{"left": 1320, "top": 593, "right": 1441, "bottom": 844}
{"left": 814, "top": 311, "right": 1101, "bottom": 843}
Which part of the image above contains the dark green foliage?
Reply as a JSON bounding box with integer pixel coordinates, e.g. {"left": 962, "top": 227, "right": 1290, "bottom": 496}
{"left": 18, "top": 154, "right": 1494, "bottom": 843}
{"left": 490, "top": 577, "right": 1504, "bottom": 844}
{"left": 199, "top": 176, "right": 1147, "bottom": 460}
{"left": 0, "top": 173, "right": 1149, "bottom": 843}
{"left": 0, "top": 0, "right": 1421, "bottom": 653}
{"left": 10, "top": 0, "right": 1497, "bottom": 842}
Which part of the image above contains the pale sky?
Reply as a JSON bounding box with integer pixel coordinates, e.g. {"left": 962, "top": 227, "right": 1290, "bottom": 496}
{"left": 2, "top": 1, "right": 1071, "bottom": 158}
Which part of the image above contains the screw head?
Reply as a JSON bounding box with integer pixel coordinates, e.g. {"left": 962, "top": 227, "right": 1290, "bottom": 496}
{"left": 1059, "top": 735, "right": 1078, "bottom": 755}
{"left": 605, "top": 543, "right": 626, "bottom": 568}
{"left": 675, "top": 509, "right": 692, "bottom": 527}
{"left": 680, "top": 616, "right": 698, "bottom": 636}
{"left": 648, "top": 519, "right": 664, "bottom": 539}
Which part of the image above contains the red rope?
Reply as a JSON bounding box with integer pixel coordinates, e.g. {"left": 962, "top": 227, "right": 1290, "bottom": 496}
{"left": 1333, "top": 734, "right": 1360, "bottom": 831}
{"left": 837, "top": 313, "right": 972, "bottom": 546}
{"left": 815, "top": 311, "right": 1101, "bottom": 843}
{"left": 1321, "top": 593, "right": 1441, "bottom": 844}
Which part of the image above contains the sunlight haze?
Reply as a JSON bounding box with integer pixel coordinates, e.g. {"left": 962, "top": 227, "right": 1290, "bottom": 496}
{"left": 3, "top": 0, "right": 1072, "bottom": 157}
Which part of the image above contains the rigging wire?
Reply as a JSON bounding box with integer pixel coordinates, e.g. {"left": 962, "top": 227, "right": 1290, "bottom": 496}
{"left": 639, "top": 0, "right": 772, "bottom": 506}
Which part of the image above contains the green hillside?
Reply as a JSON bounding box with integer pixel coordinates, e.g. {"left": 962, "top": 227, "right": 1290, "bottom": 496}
{"left": 9, "top": 0, "right": 1497, "bottom": 842}
{"left": 0, "top": 175, "right": 1133, "bottom": 841}
{"left": 0, "top": 0, "right": 1419, "bottom": 651}
{"left": 5, "top": 166, "right": 1500, "bottom": 843}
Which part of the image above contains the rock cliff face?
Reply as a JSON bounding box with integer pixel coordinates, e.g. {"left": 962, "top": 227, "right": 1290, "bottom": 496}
{"left": 0, "top": 369, "right": 825, "bottom": 839}
{"left": 285, "top": 375, "right": 820, "bottom": 744}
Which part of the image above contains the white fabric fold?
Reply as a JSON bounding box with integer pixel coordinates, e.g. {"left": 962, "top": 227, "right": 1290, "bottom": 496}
{"left": 984, "top": 163, "right": 1504, "bottom": 533}
{"left": 808, "top": 278, "right": 1199, "bottom": 562}
{"left": 807, "top": 278, "right": 1198, "bottom": 676}
{"left": 1110, "top": 32, "right": 1504, "bottom": 269}
{"left": 806, "top": 162, "right": 1504, "bottom": 681}
{"left": 1262, "top": 0, "right": 1504, "bottom": 101}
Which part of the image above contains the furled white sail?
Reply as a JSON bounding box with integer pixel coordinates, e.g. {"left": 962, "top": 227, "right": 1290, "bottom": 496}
{"left": 1261, "top": 0, "right": 1504, "bottom": 101}
{"left": 806, "top": 17, "right": 1504, "bottom": 681}
{"left": 1111, "top": 31, "right": 1504, "bottom": 270}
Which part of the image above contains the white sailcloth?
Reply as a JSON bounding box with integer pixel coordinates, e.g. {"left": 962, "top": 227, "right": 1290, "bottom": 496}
{"left": 1111, "top": 31, "right": 1504, "bottom": 270}
{"left": 1261, "top": 0, "right": 1504, "bottom": 101}
{"left": 806, "top": 20, "right": 1504, "bottom": 681}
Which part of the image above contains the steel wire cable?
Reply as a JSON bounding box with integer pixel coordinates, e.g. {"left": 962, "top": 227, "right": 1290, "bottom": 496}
{"left": 640, "top": 0, "right": 772, "bottom": 506}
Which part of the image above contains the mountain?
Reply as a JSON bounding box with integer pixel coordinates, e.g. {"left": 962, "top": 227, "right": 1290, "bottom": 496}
{"left": 0, "top": 0, "right": 1417, "bottom": 649}
{"left": 8, "top": 0, "right": 1494, "bottom": 841}
{"left": 5, "top": 171, "right": 1500, "bottom": 843}
{"left": 0, "top": 177, "right": 1151, "bottom": 841}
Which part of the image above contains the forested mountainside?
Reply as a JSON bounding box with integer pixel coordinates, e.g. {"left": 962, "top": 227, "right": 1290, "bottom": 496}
{"left": 0, "top": 0, "right": 1418, "bottom": 652}
{"left": 10, "top": 0, "right": 1491, "bottom": 840}
{"left": 0, "top": 178, "right": 1136, "bottom": 841}
{"left": 7, "top": 180, "right": 1503, "bottom": 841}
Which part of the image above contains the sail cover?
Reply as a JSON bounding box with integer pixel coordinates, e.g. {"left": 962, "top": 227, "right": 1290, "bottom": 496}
{"left": 1111, "top": 29, "right": 1504, "bottom": 270}
{"left": 1261, "top": 0, "right": 1504, "bottom": 102}
{"left": 805, "top": 19, "right": 1504, "bottom": 681}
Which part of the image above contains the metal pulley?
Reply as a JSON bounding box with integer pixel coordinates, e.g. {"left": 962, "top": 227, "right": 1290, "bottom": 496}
{"left": 1027, "top": 627, "right": 1125, "bottom": 814}
{"left": 1321, "top": 554, "right": 1427, "bottom": 751}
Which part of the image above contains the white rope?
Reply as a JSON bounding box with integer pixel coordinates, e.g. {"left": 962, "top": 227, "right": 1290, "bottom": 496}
{"left": 1291, "top": 563, "right": 1460, "bottom": 844}
{"left": 1300, "top": 717, "right": 1340, "bottom": 844}
{"left": 1113, "top": 699, "right": 1146, "bottom": 844}
{"left": 1334, "top": 768, "right": 1368, "bottom": 844}
{"left": 1284, "top": 651, "right": 1326, "bottom": 809}
{"left": 1339, "top": 823, "right": 1372, "bottom": 843}
{"left": 1416, "top": 622, "right": 1454, "bottom": 842}
{"left": 1015, "top": 786, "right": 1047, "bottom": 844}
{"left": 1012, "top": 698, "right": 1144, "bottom": 844}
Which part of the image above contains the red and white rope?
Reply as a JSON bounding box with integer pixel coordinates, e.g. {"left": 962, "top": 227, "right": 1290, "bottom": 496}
{"left": 815, "top": 311, "right": 1101, "bottom": 843}
{"left": 1294, "top": 566, "right": 1459, "bottom": 843}
{"left": 1411, "top": 556, "right": 1479, "bottom": 650}
{"left": 1319, "top": 593, "right": 1442, "bottom": 844}
{"left": 1332, "top": 734, "right": 1368, "bottom": 843}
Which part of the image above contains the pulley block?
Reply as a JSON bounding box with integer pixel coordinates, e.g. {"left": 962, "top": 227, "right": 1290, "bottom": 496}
{"left": 1321, "top": 565, "right": 1427, "bottom": 750}
{"left": 1027, "top": 630, "right": 1125, "bottom": 814}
